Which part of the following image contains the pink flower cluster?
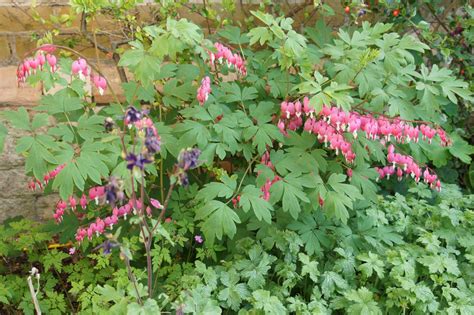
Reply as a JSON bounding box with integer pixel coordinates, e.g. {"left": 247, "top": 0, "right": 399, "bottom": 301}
{"left": 72, "top": 58, "right": 107, "bottom": 95}
{"left": 209, "top": 43, "right": 247, "bottom": 76}
{"left": 93, "top": 75, "right": 107, "bottom": 96}
{"left": 52, "top": 185, "right": 105, "bottom": 223}
{"left": 53, "top": 200, "right": 67, "bottom": 222}
{"left": 17, "top": 52, "right": 57, "bottom": 84}
{"left": 72, "top": 58, "right": 89, "bottom": 80}
{"left": 197, "top": 76, "right": 211, "bottom": 105}
{"left": 260, "top": 151, "right": 281, "bottom": 201}
{"left": 89, "top": 186, "right": 105, "bottom": 204}
{"left": 278, "top": 99, "right": 451, "bottom": 164}
{"left": 17, "top": 48, "right": 108, "bottom": 96}
{"left": 74, "top": 202, "right": 131, "bottom": 242}
{"left": 53, "top": 194, "right": 88, "bottom": 223}
{"left": 74, "top": 197, "right": 162, "bottom": 243}
{"left": 376, "top": 144, "right": 441, "bottom": 191}
{"left": 28, "top": 164, "right": 66, "bottom": 191}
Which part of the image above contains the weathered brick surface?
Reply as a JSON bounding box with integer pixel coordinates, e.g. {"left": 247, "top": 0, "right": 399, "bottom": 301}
{"left": 0, "top": 66, "right": 42, "bottom": 106}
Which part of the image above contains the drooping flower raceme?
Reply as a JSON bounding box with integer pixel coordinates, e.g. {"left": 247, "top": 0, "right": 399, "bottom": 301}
{"left": 28, "top": 164, "right": 66, "bottom": 191}
{"left": 375, "top": 144, "right": 441, "bottom": 191}
{"left": 17, "top": 51, "right": 57, "bottom": 84}
{"left": 278, "top": 98, "right": 448, "bottom": 190}
{"left": 209, "top": 42, "right": 247, "bottom": 76}
{"left": 259, "top": 151, "right": 281, "bottom": 201}
{"left": 197, "top": 76, "right": 211, "bottom": 105}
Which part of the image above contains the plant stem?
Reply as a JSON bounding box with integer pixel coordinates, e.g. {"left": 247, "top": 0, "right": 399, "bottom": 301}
{"left": 140, "top": 172, "right": 154, "bottom": 297}
{"left": 124, "top": 255, "right": 143, "bottom": 305}
{"left": 226, "top": 155, "right": 259, "bottom": 205}
{"left": 53, "top": 268, "right": 75, "bottom": 313}
{"left": 202, "top": 0, "right": 212, "bottom": 35}
{"left": 145, "top": 238, "right": 153, "bottom": 298}
{"left": 152, "top": 183, "right": 176, "bottom": 233}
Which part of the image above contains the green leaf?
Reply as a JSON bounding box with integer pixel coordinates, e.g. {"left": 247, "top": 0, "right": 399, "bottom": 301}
{"left": 31, "top": 113, "right": 50, "bottom": 130}
{"left": 248, "top": 27, "right": 273, "bottom": 46}
{"left": 344, "top": 287, "right": 382, "bottom": 315}
{"left": 127, "top": 299, "right": 161, "bottom": 315}
{"left": 251, "top": 290, "right": 286, "bottom": 315}
{"left": 299, "top": 253, "right": 319, "bottom": 282}
{"left": 281, "top": 177, "right": 309, "bottom": 219}
{"left": 38, "top": 91, "right": 83, "bottom": 114}
{"left": 448, "top": 133, "right": 474, "bottom": 164}
{"left": 288, "top": 212, "right": 333, "bottom": 255}
{"left": 324, "top": 173, "right": 362, "bottom": 223}
{"left": 166, "top": 18, "right": 203, "bottom": 44}
{"left": 119, "top": 42, "right": 161, "bottom": 86}
{"left": 218, "top": 269, "right": 249, "bottom": 311}
{"left": 240, "top": 185, "right": 273, "bottom": 223}
{"left": 41, "top": 249, "right": 69, "bottom": 272}
{"left": 305, "top": 20, "right": 334, "bottom": 48}
{"left": 3, "top": 107, "right": 31, "bottom": 130}
{"left": 218, "top": 26, "right": 249, "bottom": 45}
{"left": 175, "top": 120, "right": 210, "bottom": 148}
{"left": 284, "top": 30, "right": 307, "bottom": 56}
{"left": 321, "top": 271, "right": 348, "bottom": 299}
{"left": 222, "top": 83, "right": 257, "bottom": 103}
{"left": 196, "top": 178, "right": 235, "bottom": 202}
{"left": 77, "top": 114, "right": 105, "bottom": 140}
{"left": 357, "top": 252, "right": 385, "bottom": 279}
{"left": 196, "top": 200, "right": 241, "bottom": 244}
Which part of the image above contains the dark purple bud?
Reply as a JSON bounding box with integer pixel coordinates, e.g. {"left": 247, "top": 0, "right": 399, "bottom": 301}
{"left": 126, "top": 153, "right": 152, "bottom": 170}
{"left": 144, "top": 128, "right": 161, "bottom": 154}
{"left": 104, "top": 117, "right": 114, "bottom": 132}
{"left": 124, "top": 106, "right": 142, "bottom": 125}
{"left": 177, "top": 148, "right": 201, "bottom": 171}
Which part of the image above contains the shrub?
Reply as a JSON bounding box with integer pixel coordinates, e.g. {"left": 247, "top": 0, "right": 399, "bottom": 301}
{"left": 1, "top": 5, "right": 473, "bottom": 314}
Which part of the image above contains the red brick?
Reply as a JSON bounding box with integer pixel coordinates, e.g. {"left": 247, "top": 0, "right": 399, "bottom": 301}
{"left": 0, "top": 66, "right": 42, "bottom": 107}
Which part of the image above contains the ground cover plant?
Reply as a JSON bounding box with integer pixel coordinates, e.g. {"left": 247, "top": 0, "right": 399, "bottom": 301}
{"left": 0, "top": 1, "right": 473, "bottom": 314}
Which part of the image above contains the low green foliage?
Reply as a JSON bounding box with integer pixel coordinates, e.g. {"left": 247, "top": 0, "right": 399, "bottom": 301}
{"left": 0, "top": 217, "right": 124, "bottom": 314}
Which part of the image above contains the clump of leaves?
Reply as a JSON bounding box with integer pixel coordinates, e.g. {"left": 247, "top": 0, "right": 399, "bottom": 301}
{"left": 0, "top": 6, "right": 473, "bottom": 314}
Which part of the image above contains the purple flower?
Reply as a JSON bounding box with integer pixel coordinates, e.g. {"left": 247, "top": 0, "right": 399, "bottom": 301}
{"left": 194, "top": 235, "right": 203, "bottom": 244}
{"left": 145, "top": 128, "right": 161, "bottom": 154}
{"left": 94, "top": 240, "right": 118, "bottom": 255}
{"left": 178, "top": 172, "right": 190, "bottom": 187}
{"left": 104, "top": 176, "right": 123, "bottom": 207}
{"left": 126, "top": 153, "right": 152, "bottom": 170}
{"left": 124, "top": 106, "right": 142, "bottom": 125}
{"left": 177, "top": 148, "right": 201, "bottom": 171}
